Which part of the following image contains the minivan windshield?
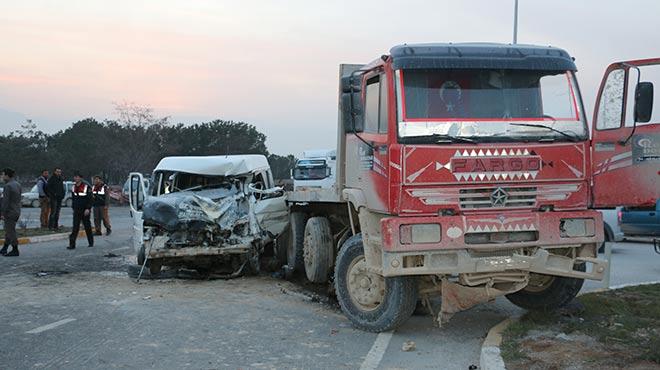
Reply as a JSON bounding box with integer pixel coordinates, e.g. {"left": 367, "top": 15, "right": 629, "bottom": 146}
{"left": 398, "top": 68, "right": 587, "bottom": 142}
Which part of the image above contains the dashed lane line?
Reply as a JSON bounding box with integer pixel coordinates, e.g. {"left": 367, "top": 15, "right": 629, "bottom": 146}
{"left": 360, "top": 331, "right": 394, "bottom": 370}
{"left": 26, "top": 318, "right": 76, "bottom": 334}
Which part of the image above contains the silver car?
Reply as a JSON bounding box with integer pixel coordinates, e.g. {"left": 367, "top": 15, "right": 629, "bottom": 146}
{"left": 21, "top": 181, "right": 75, "bottom": 208}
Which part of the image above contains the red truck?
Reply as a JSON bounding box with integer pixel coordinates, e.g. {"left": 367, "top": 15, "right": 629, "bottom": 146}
{"left": 286, "top": 43, "right": 660, "bottom": 332}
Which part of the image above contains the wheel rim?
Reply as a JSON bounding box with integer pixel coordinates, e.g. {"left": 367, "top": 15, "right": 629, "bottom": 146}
{"left": 524, "top": 273, "right": 555, "bottom": 293}
{"left": 347, "top": 255, "right": 385, "bottom": 311}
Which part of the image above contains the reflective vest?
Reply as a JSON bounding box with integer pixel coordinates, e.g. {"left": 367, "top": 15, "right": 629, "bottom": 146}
{"left": 73, "top": 183, "right": 89, "bottom": 196}
{"left": 92, "top": 185, "right": 106, "bottom": 196}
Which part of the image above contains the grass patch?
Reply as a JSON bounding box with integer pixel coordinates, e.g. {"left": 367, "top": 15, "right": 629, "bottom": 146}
{"left": 0, "top": 227, "right": 73, "bottom": 239}
{"left": 502, "top": 284, "right": 660, "bottom": 366}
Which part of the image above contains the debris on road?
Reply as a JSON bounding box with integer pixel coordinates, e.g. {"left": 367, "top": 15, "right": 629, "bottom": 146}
{"left": 402, "top": 340, "right": 416, "bottom": 352}
{"left": 103, "top": 252, "right": 120, "bottom": 258}
{"left": 35, "top": 271, "right": 70, "bottom": 277}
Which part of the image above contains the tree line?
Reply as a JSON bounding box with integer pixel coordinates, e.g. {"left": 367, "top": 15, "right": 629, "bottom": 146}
{"left": 0, "top": 103, "right": 297, "bottom": 184}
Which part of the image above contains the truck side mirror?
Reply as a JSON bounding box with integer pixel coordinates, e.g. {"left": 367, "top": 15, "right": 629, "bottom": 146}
{"left": 289, "top": 168, "right": 293, "bottom": 179}
{"left": 634, "top": 82, "right": 653, "bottom": 123}
{"left": 325, "top": 167, "right": 332, "bottom": 177}
{"left": 340, "top": 75, "right": 364, "bottom": 133}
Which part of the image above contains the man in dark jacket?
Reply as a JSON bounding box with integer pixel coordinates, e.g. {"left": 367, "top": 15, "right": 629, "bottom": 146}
{"left": 47, "top": 167, "right": 65, "bottom": 230}
{"left": 1, "top": 168, "right": 22, "bottom": 257}
{"left": 37, "top": 169, "right": 50, "bottom": 228}
{"left": 92, "top": 175, "right": 112, "bottom": 236}
{"left": 68, "top": 171, "right": 94, "bottom": 249}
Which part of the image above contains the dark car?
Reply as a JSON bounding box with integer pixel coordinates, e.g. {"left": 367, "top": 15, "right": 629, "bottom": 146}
{"left": 620, "top": 200, "right": 660, "bottom": 237}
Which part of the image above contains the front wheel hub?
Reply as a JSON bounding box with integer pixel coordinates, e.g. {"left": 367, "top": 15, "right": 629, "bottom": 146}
{"left": 347, "top": 256, "right": 385, "bottom": 311}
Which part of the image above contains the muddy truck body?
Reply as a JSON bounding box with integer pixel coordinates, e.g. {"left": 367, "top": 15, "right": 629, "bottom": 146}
{"left": 286, "top": 43, "right": 660, "bottom": 332}
{"left": 128, "top": 155, "right": 288, "bottom": 277}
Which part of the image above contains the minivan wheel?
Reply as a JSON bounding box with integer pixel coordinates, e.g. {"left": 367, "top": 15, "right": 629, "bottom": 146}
{"left": 335, "top": 234, "right": 418, "bottom": 332}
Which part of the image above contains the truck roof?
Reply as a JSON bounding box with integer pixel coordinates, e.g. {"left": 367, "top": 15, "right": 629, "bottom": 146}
{"left": 154, "top": 154, "right": 270, "bottom": 176}
{"left": 389, "top": 42, "right": 576, "bottom": 71}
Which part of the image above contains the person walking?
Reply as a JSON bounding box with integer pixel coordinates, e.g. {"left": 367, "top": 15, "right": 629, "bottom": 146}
{"left": 37, "top": 169, "right": 50, "bottom": 228}
{"left": 68, "top": 172, "right": 94, "bottom": 250}
{"left": 1, "top": 168, "right": 22, "bottom": 257}
{"left": 47, "top": 167, "right": 65, "bottom": 230}
{"left": 92, "top": 175, "right": 112, "bottom": 236}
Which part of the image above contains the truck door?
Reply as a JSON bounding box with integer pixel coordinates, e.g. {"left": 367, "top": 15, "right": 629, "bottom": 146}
{"left": 345, "top": 71, "right": 390, "bottom": 212}
{"left": 128, "top": 172, "right": 147, "bottom": 254}
{"left": 591, "top": 59, "right": 660, "bottom": 208}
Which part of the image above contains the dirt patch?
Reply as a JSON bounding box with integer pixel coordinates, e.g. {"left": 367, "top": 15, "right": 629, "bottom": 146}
{"left": 502, "top": 284, "right": 660, "bottom": 370}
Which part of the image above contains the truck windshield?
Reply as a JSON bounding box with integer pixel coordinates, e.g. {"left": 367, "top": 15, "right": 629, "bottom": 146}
{"left": 293, "top": 160, "right": 328, "bottom": 180}
{"left": 398, "top": 68, "right": 587, "bottom": 142}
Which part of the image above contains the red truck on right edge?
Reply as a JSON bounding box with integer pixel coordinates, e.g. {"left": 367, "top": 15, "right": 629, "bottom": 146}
{"left": 286, "top": 43, "right": 660, "bottom": 332}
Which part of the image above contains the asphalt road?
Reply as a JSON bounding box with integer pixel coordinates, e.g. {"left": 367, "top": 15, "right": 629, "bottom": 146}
{"left": 0, "top": 207, "right": 658, "bottom": 369}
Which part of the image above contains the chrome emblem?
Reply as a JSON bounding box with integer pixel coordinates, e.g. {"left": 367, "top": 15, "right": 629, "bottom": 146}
{"left": 491, "top": 187, "right": 509, "bottom": 207}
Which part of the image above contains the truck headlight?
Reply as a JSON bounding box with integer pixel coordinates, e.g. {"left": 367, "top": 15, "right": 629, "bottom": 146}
{"left": 400, "top": 223, "right": 441, "bottom": 244}
{"left": 560, "top": 218, "right": 595, "bottom": 237}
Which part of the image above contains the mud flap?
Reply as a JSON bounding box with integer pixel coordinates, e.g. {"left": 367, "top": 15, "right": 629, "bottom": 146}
{"left": 439, "top": 279, "right": 527, "bottom": 325}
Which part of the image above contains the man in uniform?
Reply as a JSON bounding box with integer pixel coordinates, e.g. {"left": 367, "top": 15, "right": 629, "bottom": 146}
{"left": 92, "top": 175, "right": 112, "bottom": 236}
{"left": 37, "top": 169, "right": 50, "bottom": 228}
{"left": 1, "top": 168, "right": 22, "bottom": 257}
{"left": 68, "top": 172, "right": 94, "bottom": 249}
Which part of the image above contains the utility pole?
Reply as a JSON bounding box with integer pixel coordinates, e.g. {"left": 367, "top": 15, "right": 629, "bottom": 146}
{"left": 513, "top": 0, "right": 519, "bottom": 44}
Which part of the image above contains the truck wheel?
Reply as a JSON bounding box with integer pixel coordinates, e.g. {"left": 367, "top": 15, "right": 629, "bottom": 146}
{"left": 334, "top": 234, "right": 418, "bottom": 332}
{"left": 31, "top": 199, "right": 40, "bottom": 208}
{"left": 599, "top": 225, "right": 613, "bottom": 253}
{"left": 65, "top": 198, "right": 73, "bottom": 207}
{"left": 506, "top": 263, "right": 585, "bottom": 310}
{"left": 287, "top": 212, "right": 307, "bottom": 273}
{"left": 303, "top": 217, "right": 333, "bottom": 283}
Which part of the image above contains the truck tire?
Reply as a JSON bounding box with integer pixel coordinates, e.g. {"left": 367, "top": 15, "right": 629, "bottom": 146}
{"left": 31, "top": 199, "right": 40, "bottom": 208}
{"left": 334, "top": 234, "right": 418, "bottom": 332}
{"left": 506, "top": 263, "right": 586, "bottom": 310}
{"left": 599, "top": 225, "right": 613, "bottom": 253}
{"left": 287, "top": 212, "right": 307, "bottom": 273}
{"left": 303, "top": 217, "right": 333, "bottom": 283}
{"left": 65, "top": 198, "right": 72, "bottom": 208}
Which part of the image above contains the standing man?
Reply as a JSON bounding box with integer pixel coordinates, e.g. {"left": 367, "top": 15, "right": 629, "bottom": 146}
{"left": 37, "top": 169, "right": 50, "bottom": 228}
{"left": 47, "top": 167, "right": 65, "bottom": 230}
{"left": 1, "top": 168, "right": 22, "bottom": 257}
{"left": 68, "top": 172, "right": 94, "bottom": 249}
{"left": 92, "top": 175, "right": 112, "bottom": 236}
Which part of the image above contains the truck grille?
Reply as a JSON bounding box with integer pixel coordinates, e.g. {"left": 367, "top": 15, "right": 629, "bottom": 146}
{"left": 459, "top": 187, "right": 537, "bottom": 209}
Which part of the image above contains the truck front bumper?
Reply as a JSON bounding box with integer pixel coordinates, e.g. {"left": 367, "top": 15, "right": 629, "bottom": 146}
{"left": 380, "top": 210, "right": 607, "bottom": 280}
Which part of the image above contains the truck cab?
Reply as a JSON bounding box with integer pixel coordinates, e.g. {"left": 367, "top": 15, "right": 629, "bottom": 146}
{"left": 287, "top": 43, "right": 660, "bottom": 332}
{"left": 292, "top": 149, "right": 337, "bottom": 191}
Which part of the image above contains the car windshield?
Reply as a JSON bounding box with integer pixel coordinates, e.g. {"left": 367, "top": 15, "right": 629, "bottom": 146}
{"left": 398, "top": 68, "right": 587, "bottom": 142}
{"left": 293, "top": 160, "right": 328, "bottom": 180}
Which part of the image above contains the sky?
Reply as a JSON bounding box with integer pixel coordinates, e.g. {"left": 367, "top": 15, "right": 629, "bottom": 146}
{"left": 1, "top": 0, "right": 658, "bottom": 156}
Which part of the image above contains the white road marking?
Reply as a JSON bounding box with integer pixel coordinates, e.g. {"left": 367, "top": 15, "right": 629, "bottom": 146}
{"left": 74, "top": 253, "right": 94, "bottom": 258}
{"left": 360, "top": 331, "right": 393, "bottom": 370}
{"left": 26, "top": 318, "right": 76, "bottom": 334}
{"left": 110, "top": 247, "right": 129, "bottom": 253}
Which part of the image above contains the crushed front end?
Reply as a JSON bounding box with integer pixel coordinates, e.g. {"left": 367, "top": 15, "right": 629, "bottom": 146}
{"left": 141, "top": 185, "right": 269, "bottom": 276}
